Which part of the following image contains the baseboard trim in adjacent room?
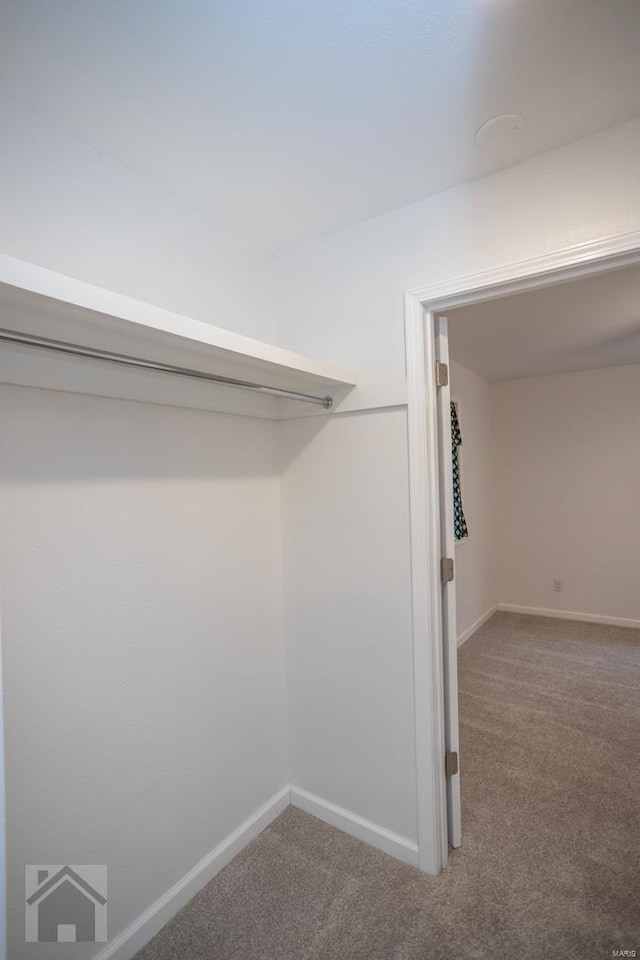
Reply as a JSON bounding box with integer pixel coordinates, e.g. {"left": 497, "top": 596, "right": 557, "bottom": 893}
{"left": 457, "top": 605, "right": 498, "bottom": 647}
{"left": 94, "top": 785, "right": 290, "bottom": 960}
{"left": 497, "top": 603, "right": 640, "bottom": 630}
{"left": 290, "top": 785, "right": 419, "bottom": 868}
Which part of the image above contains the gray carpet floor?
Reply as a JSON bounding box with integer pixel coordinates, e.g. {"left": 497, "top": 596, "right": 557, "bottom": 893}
{"left": 135, "top": 612, "right": 640, "bottom": 959}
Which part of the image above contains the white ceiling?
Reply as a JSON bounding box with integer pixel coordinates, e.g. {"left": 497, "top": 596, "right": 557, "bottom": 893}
{"left": 1, "top": 1, "right": 640, "bottom": 252}
{"left": 448, "top": 264, "right": 640, "bottom": 381}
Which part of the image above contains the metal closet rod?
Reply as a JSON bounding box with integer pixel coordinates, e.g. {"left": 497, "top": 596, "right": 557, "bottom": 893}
{"left": 0, "top": 327, "right": 334, "bottom": 409}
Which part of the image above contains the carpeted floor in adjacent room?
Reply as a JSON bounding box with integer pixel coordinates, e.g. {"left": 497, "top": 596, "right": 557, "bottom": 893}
{"left": 135, "top": 612, "right": 640, "bottom": 959}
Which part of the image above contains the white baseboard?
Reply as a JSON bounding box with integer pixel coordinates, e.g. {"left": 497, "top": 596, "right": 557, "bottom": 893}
{"left": 497, "top": 603, "right": 640, "bottom": 630}
{"left": 93, "top": 785, "right": 421, "bottom": 959}
{"left": 95, "top": 785, "right": 290, "bottom": 960}
{"left": 290, "top": 785, "right": 419, "bottom": 868}
{"left": 457, "top": 604, "right": 498, "bottom": 647}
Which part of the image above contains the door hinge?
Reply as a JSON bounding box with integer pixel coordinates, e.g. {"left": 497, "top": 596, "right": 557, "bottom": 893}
{"left": 445, "top": 751, "right": 459, "bottom": 777}
{"left": 440, "top": 557, "right": 454, "bottom": 583}
{"left": 435, "top": 361, "right": 449, "bottom": 388}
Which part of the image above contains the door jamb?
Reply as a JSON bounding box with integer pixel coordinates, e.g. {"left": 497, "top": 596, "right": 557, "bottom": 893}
{"left": 404, "top": 229, "right": 640, "bottom": 875}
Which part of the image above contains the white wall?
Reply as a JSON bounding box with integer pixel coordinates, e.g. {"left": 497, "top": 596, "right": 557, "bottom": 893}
{"left": 450, "top": 361, "right": 496, "bottom": 642}
{"left": 494, "top": 363, "right": 640, "bottom": 624}
{"left": 0, "top": 97, "right": 277, "bottom": 342}
{"left": 274, "top": 120, "right": 640, "bottom": 844}
{"left": 0, "top": 96, "right": 289, "bottom": 959}
{"left": 275, "top": 120, "right": 640, "bottom": 388}
{"left": 0, "top": 607, "right": 5, "bottom": 960}
{"left": 0, "top": 384, "right": 288, "bottom": 960}
{"left": 279, "top": 410, "right": 416, "bottom": 840}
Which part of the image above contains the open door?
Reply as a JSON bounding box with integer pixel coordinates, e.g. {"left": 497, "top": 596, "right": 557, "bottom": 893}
{"left": 435, "top": 316, "right": 462, "bottom": 849}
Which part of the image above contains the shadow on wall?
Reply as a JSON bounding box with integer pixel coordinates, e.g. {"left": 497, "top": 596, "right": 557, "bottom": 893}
{"left": 277, "top": 406, "right": 394, "bottom": 472}
{"left": 0, "top": 383, "right": 282, "bottom": 482}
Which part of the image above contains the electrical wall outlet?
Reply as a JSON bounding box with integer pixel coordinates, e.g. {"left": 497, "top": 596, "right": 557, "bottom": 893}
{"left": 553, "top": 579, "right": 563, "bottom": 593}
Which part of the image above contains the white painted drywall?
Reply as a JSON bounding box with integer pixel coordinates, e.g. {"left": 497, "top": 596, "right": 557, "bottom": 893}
{"left": 275, "top": 119, "right": 640, "bottom": 391}
{"left": 0, "top": 384, "right": 288, "bottom": 960}
{"left": 4, "top": 1, "right": 640, "bottom": 251}
{"left": 449, "top": 362, "right": 497, "bottom": 642}
{"left": 0, "top": 98, "right": 276, "bottom": 342}
{"left": 493, "top": 363, "right": 640, "bottom": 622}
{"left": 279, "top": 410, "right": 417, "bottom": 841}
{"left": 448, "top": 263, "right": 640, "bottom": 381}
{"left": 273, "top": 120, "right": 640, "bottom": 842}
{"left": 0, "top": 606, "right": 5, "bottom": 960}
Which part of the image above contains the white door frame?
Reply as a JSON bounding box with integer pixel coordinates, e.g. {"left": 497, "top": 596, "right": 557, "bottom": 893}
{"left": 404, "top": 228, "right": 640, "bottom": 875}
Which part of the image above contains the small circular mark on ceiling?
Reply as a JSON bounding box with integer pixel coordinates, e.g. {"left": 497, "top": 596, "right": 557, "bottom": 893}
{"left": 475, "top": 114, "right": 525, "bottom": 151}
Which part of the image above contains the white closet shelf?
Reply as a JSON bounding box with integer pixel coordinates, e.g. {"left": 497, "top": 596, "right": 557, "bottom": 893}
{"left": 0, "top": 254, "right": 358, "bottom": 419}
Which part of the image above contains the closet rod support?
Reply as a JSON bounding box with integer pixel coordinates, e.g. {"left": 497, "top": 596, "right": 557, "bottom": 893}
{"left": 0, "top": 328, "right": 334, "bottom": 409}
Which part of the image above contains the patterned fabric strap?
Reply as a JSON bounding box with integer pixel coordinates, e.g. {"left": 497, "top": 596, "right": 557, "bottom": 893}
{"left": 451, "top": 402, "right": 468, "bottom": 541}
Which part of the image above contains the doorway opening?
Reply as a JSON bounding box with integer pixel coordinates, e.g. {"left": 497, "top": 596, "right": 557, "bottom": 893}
{"left": 404, "top": 229, "right": 640, "bottom": 874}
